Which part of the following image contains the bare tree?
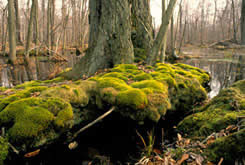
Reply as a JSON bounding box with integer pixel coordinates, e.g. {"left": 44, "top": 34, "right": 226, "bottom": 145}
{"left": 8, "top": 0, "right": 17, "bottom": 63}
{"left": 241, "top": 0, "right": 245, "bottom": 45}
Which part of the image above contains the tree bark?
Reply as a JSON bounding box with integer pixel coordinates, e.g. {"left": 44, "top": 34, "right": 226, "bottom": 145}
{"left": 231, "top": 0, "right": 237, "bottom": 42}
{"left": 160, "top": 0, "right": 167, "bottom": 63}
{"left": 14, "top": 0, "right": 22, "bottom": 45}
{"left": 147, "top": 0, "right": 177, "bottom": 65}
{"left": 241, "top": 0, "right": 245, "bottom": 45}
{"left": 69, "top": 0, "right": 134, "bottom": 78}
{"left": 8, "top": 0, "right": 17, "bottom": 63}
{"left": 25, "top": 0, "right": 37, "bottom": 59}
{"left": 131, "top": 0, "right": 153, "bottom": 52}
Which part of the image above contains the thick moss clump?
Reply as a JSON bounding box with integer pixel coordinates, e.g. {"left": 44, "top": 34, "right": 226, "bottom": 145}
{"left": 117, "top": 89, "right": 148, "bottom": 109}
{"left": 41, "top": 81, "right": 96, "bottom": 107}
{"left": 92, "top": 63, "right": 209, "bottom": 122}
{"left": 178, "top": 80, "right": 245, "bottom": 164}
{"left": 178, "top": 81, "right": 245, "bottom": 137}
{"left": 0, "top": 137, "right": 8, "bottom": 165}
{"left": 0, "top": 86, "right": 48, "bottom": 112}
{"left": 206, "top": 130, "right": 245, "bottom": 163}
{"left": 0, "top": 97, "right": 73, "bottom": 143}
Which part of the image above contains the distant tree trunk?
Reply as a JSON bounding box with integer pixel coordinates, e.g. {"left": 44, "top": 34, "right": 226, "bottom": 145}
{"left": 8, "top": 0, "right": 17, "bottom": 63}
{"left": 69, "top": 0, "right": 134, "bottom": 78}
{"left": 160, "top": 0, "right": 167, "bottom": 63}
{"left": 42, "top": 0, "right": 45, "bottom": 42}
{"left": 241, "top": 0, "right": 245, "bottom": 45}
{"left": 14, "top": 0, "right": 22, "bottom": 45}
{"left": 231, "top": 0, "right": 237, "bottom": 42}
{"left": 147, "top": 0, "right": 177, "bottom": 65}
{"left": 131, "top": 0, "right": 153, "bottom": 52}
{"left": 25, "top": 0, "right": 36, "bottom": 59}
{"left": 171, "top": 16, "right": 175, "bottom": 56}
{"left": 34, "top": 0, "right": 39, "bottom": 55}
{"left": 1, "top": 7, "right": 7, "bottom": 52}
{"left": 47, "top": 0, "right": 51, "bottom": 54}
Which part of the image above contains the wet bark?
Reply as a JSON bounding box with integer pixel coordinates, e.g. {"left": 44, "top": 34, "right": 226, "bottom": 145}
{"left": 70, "top": 0, "right": 134, "bottom": 78}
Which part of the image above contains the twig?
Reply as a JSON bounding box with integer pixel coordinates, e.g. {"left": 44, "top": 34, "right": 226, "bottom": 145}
{"left": 8, "top": 143, "right": 19, "bottom": 155}
{"left": 69, "top": 106, "right": 116, "bottom": 141}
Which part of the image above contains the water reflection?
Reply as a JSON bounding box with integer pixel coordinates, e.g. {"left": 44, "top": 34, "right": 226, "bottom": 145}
{"left": 0, "top": 55, "right": 79, "bottom": 87}
{"left": 181, "top": 54, "right": 245, "bottom": 98}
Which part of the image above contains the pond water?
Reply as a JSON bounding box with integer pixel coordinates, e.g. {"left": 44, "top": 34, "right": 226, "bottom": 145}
{"left": 181, "top": 54, "right": 245, "bottom": 98}
{"left": 0, "top": 54, "right": 80, "bottom": 87}
{"left": 0, "top": 53, "right": 245, "bottom": 98}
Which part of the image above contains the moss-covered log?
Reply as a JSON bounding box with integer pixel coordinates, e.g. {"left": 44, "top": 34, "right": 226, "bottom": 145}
{"left": 0, "top": 63, "right": 210, "bottom": 163}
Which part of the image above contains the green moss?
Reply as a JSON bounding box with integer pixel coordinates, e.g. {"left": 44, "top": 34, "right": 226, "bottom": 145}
{"left": 97, "top": 77, "right": 130, "bottom": 91}
{"left": 42, "top": 77, "right": 65, "bottom": 84}
{"left": 102, "top": 72, "right": 129, "bottom": 81}
{"left": 0, "top": 97, "right": 73, "bottom": 142}
{"left": 178, "top": 80, "right": 245, "bottom": 137}
{"left": 41, "top": 81, "right": 96, "bottom": 107}
{"left": 0, "top": 137, "right": 8, "bottom": 165}
{"left": 15, "top": 81, "right": 42, "bottom": 89}
{"left": 117, "top": 89, "right": 148, "bottom": 109}
{"left": 206, "top": 130, "right": 245, "bottom": 164}
{"left": 131, "top": 80, "right": 168, "bottom": 94}
{"left": 134, "top": 73, "right": 153, "bottom": 81}
{"left": 0, "top": 86, "right": 48, "bottom": 112}
{"left": 99, "top": 87, "right": 118, "bottom": 104}
{"left": 173, "top": 63, "right": 210, "bottom": 86}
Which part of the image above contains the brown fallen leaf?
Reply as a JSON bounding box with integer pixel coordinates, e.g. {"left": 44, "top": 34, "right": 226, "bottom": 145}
{"left": 24, "top": 149, "right": 40, "bottom": 158}
{"left": 177, "top": 153, "right": 189, "bottom": 165}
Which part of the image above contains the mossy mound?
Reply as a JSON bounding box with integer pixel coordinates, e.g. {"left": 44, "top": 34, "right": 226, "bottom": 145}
{"left": 0, "top": 86, "right": 48, "bottom": 112}
{"left": 0, "top": 137, "right": 8, "bottom": 165}
{"left": 41, "top": 81, "right": 96, "bottom": 107}
{"left": 178, "top": 80, "right": 245, "bottom": 163}
{"left": 92, "top": 63, "right": 209, "bottom": 122}
{"left": 178, "top": 80, "right": 245, "bottom": 137}
{"left": 206, "top": 129, "right": 245, "bottom": 163}
{"left": 0, "top": 63, "right": 210, "bottom": 160}
{"left": 0, "top": 97, "right": 73, "bottom": 144}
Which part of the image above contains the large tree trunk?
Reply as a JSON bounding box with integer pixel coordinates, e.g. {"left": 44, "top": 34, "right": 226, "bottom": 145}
{"left": 8, "top": 0, "right": 17, "bottom": 63}
{"left": 241, "top": 0, "right": 245, "bottom": 45}
{"left": 147, "top": 0, "right": 177, "bottom": 65}
{"left": 131, "top": 0, "right": 153, "bottom": 52}
{"left": 69, "top": 0, "right": 134, "bottom": 78}
{"left": 14, "top": 0, "right": 22, "bottom": 45}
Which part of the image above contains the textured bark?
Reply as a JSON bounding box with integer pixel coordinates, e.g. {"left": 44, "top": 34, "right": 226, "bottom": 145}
{"left": 25, "top": 0, "right": 36, "bottom": 59}
{"left": 70, "top": 0, "right": 134, "bottom": 78}
{"left": 241, "top": 0, "right": 245, "bottom": 45}
{"left": 160, "top": 0, "right": 167, "bottom": 63}
{"left": 8, "top": 0, "right": 17, "bottom": 63}
{"left": 131, "top": 0, "right": 153, "bottom": 52}
{"left": 14, "top": 0, "right": 22, "bottom": 45}
{"left": 147, "top": 0, "right": 177, "bottom": 65}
